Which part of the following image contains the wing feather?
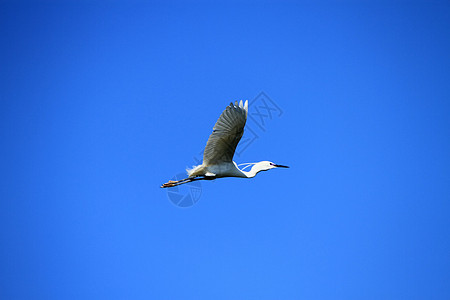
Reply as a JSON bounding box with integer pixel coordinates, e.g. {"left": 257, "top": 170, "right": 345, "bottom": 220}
{"left": 203, "top": 100, "right": 248, "bottom": 165}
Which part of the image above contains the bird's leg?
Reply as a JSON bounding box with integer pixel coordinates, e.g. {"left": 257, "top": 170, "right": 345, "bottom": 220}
{"left": 161, "top": 176, "right": 202, "bottom": 188}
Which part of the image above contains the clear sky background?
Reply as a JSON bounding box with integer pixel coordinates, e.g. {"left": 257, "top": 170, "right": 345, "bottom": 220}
{"left": 1, "top": 1, "right": 450, "bottom": 299}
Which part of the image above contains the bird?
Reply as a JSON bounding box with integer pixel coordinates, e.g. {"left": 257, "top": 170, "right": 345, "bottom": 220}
{"left": 161, "top": 100, "right": 289, "bottom": 188}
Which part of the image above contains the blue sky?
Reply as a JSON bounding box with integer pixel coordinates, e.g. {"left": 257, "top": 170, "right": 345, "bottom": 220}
{"left": 1, "top": 1, "right": 450, "bottom": 299}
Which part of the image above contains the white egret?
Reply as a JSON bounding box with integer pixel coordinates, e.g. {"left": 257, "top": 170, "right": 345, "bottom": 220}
{"left": 161, "top": 100, "right": 288, "bottom": 188}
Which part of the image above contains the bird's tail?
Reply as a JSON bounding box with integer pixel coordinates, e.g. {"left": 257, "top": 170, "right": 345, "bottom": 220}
{"left": 186, "top": 164, "right": 204, "bottom": 177}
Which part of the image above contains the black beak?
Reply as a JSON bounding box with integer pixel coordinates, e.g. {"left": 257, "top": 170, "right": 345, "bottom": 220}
{"left": 274, "top": 164, "right": 289, "bottom": 168}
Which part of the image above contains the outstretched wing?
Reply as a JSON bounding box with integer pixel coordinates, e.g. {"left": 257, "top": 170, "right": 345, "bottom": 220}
{"left": 203, "top": 100, "right": 248, "bottom": 165}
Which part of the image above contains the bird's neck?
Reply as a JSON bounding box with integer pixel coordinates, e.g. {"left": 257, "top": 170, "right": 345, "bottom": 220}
{"left": 241, "top": 163, "right": 265, "bottom": 178}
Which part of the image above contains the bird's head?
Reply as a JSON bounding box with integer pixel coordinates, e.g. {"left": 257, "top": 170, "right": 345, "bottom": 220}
{"left": 258, "top": 161, "right": 290, "bottom": 171}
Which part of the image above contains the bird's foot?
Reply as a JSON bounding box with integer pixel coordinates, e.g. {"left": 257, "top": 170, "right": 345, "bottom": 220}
{"left": 161, "top": 182, "right": 176, "bottom": 188}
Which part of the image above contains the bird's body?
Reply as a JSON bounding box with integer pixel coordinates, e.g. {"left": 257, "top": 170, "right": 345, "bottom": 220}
{"left": 187, "top": 162, "right": 246, "bottom": 178}
{"left": 161, "top": 100, "right": 288, "bottom": 188}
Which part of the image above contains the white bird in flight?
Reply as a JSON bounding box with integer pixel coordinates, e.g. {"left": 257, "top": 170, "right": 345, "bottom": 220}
{"left": 161, "top": 100, "right": 289, "bottom": 188}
